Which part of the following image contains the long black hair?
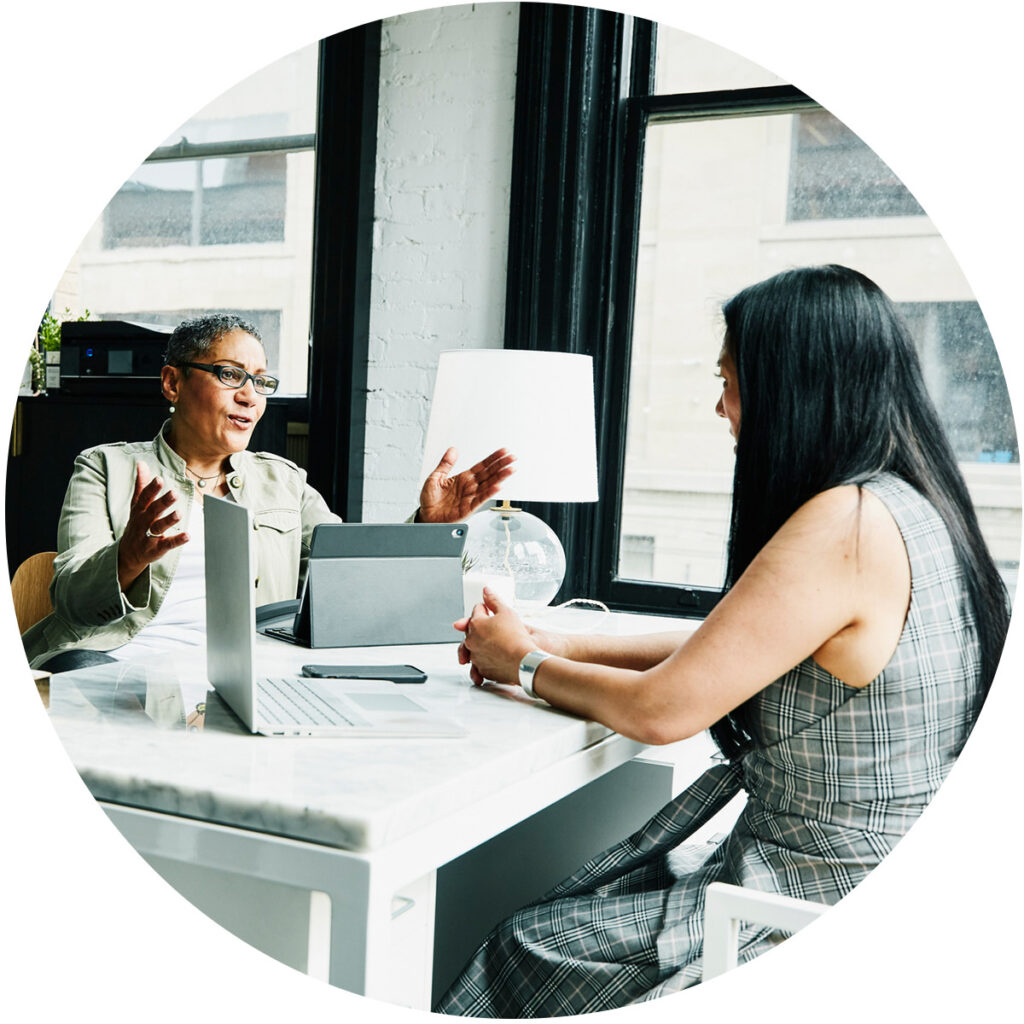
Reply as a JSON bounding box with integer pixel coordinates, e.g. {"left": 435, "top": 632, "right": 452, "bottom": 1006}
{"left": 709, "top": 265, "right": 1010, "bottom": 760}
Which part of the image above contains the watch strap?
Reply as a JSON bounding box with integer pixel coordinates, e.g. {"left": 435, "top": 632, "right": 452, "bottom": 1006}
{"left": 519, "top": 649, "right": 552, "bottom": 700}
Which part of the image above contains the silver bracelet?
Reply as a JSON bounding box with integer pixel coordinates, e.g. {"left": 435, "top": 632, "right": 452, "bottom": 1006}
{"left": 518, "top": 649, "right": 552, "bottom": 700}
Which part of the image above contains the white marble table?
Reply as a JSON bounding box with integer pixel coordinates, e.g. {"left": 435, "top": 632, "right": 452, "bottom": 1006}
{"left": 45, "top": 609, "right": 728, "bottom": 1009}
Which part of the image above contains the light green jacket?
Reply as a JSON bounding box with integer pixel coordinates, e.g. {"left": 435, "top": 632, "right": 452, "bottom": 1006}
{"left": 22, "top": 422, "right": 340, "bottom": 668}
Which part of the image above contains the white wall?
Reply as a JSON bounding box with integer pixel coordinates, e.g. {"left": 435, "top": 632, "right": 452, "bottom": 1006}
{"left": 363, "top": 3, "right": 520, "bottom": 521}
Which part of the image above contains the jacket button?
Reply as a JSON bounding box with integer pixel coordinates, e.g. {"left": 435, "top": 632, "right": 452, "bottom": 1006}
{"left": 229, "top": 475, "right": 242, "bottom": 488}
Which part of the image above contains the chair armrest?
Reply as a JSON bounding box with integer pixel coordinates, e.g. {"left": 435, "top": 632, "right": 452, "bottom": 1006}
{"left": 702, "top": 881, "right": 829, "bottom": 981}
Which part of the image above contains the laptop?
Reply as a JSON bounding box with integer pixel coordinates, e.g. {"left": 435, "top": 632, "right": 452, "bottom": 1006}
{"left": 259, "top": 521, "right": 468, "bottom": 648}
{"left": 203, "top": 494, "right": 466, "bottom": 738}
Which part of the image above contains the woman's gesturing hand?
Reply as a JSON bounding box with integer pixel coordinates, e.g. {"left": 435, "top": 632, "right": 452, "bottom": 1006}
{"left": 417, "top": 447, "right": 516, "bottom": 523}
{"left": 454, "top": 587, "right": 544, "bottom": 688}
{"left": 116, "top": 463, "right": 190, "bottom": 591}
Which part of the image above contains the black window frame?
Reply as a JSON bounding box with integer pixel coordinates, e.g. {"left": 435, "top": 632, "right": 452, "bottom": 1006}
{"left": 100, "top": 71, "right": 319, "bottom": 412}
{"left": 607, "top": 84, "right": 816, "bottom": 616}
{"left": 504, "top": 4, "right": 815, "bottom": 618}
{"left": 89, "top": 43, "right": 332, "bottom": 438}
{"left": 306, "top": 22, "right": 382, "bottom": 522}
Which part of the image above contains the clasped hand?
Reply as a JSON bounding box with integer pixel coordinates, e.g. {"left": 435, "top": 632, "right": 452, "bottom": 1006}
{"left": 456, "top": 588, "right": 563, "bottom": 689}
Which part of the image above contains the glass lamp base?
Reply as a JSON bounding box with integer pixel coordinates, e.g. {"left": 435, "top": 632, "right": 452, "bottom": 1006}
{"left": 463, "top": 506, "right": 567, "bottom": 612}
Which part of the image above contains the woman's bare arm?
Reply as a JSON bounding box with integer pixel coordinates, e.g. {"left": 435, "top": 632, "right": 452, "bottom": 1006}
{"left": 460, "top": 485, "right": 910, "bottom": 746}
{"left": 523, "top": 626, "right": 699, "bottom": 672}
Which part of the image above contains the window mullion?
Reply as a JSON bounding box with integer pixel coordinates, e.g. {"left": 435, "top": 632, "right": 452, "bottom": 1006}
{"left": 503, "top": 4, "right": 647, "bottom": 605}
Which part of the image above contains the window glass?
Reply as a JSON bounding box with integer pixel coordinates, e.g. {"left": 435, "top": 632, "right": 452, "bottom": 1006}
{"left": 899, "top": 301, "right": 1017, "bottom": 462}
{"left": 653, "top": 24, "right": 785, "bottom": 93}
{"left": 104, "top": 155, "right": 289, "bottom": 249}
{"left": 788, "top": 110, "right": 924, "bottom": 220}
{"left": 49, "top": 44, "right": 317, "bottom": 395}
{"left": 622, "top": 100, "right": 1019, "bottom": 594}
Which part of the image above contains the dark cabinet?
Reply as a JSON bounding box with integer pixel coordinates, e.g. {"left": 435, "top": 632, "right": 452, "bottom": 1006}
{"left": 6, "top": 394, "right": 290, "bottom": 575}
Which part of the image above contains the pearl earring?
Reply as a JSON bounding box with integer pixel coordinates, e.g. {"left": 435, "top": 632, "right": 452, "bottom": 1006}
{"left": 169, "top": 405, "right": 176, "bottom": 414}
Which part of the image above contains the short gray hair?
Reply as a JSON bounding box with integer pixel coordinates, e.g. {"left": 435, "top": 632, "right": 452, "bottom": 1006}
{"left": 164, "top": 314, "right": 263, "bottom": 366}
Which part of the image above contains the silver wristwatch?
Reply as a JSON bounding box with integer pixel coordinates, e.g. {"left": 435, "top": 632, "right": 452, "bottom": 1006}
{"left": 518, "top": 649, "right": 552, "bottom": 700}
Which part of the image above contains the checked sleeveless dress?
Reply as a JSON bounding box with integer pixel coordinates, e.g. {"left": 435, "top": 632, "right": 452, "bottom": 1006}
{"left": 434, "top": 474, "right": 988, "bottom": 1017}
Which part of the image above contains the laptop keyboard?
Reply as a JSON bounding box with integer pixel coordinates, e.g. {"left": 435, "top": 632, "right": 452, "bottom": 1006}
{"left": 258, "top": 675, "right": 360, "bottom": 727}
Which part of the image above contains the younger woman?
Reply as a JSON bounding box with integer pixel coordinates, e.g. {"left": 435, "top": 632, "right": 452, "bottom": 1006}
{"left": 435, "top": 265, "right": 1010, "bottom": 1016}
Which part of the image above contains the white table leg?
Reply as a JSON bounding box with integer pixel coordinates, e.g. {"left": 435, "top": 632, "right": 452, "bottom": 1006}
{"left": 102, "top": 805, "right": 439, "bottom": 1009}
{"left": 322, "top": 856, "right": 437, "bottom": 1004}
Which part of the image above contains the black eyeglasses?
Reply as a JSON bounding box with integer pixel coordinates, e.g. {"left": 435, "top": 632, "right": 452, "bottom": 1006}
{"left": 180, "top": 362, "right": 280, "bottom": 395}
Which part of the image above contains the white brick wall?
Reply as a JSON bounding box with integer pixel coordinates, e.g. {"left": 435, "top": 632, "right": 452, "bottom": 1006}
{"left": 363, "top": 2, "right": 519, "bottom": 522}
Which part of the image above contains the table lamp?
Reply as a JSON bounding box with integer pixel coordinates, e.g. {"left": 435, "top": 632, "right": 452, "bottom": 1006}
{"left": 421, "top": 350, "right": 599, "bottom": 612}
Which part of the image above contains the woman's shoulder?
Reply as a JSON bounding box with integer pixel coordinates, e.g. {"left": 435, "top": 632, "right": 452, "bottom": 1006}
{"left": 75, "top": 436, "right": 159, "bottom": 466}
{"left": 776, "top": 479, "right": 907, "bottom": 571}
{"left": 787, "top": 480, "right": 887, "bottom": 527}
{"left": 798, "top": 474, "right": 925, "bottom": 524}
{"left": 241, "top": 449, "right": 304, "bottom": 475}
{"left": 236, "top": 450, "right": 309, "bottom": 493}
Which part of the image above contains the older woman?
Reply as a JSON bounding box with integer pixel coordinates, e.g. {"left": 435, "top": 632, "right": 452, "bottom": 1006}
{"left": 23, "top": 314, "right": 513, "bottom": 671}
{"left": 435, "top": 266, "right": 1010, "bottom": 1015}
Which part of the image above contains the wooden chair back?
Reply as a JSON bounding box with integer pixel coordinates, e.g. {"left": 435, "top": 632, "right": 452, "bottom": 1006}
{"left": 11, "top": 551, "right": 57, "bottom": 634}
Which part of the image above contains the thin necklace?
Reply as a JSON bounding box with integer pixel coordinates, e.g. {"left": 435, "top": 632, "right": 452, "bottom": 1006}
{"left": 186, "top": 465, "right": 224, "bottom": 490}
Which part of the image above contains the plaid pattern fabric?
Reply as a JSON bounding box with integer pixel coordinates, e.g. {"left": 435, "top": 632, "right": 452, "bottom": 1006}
{"left": 435, "top": 474, "right": 985, "bottom": 1017}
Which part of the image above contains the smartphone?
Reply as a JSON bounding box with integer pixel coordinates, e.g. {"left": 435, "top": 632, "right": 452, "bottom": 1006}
{"left": 301, "top": 664, "right": 427, "bottom": 684}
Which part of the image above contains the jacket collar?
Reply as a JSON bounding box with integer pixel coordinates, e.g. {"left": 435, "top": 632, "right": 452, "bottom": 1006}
{"left": 154, "top": 419, "right": 187, "bottom": 476}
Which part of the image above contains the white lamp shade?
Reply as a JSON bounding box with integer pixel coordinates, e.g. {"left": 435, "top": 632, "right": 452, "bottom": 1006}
{"left": 421, "top": 350, "right": 598, "bottom": 503}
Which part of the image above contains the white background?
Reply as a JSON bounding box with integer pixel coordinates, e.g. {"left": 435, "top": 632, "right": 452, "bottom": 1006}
{"left": 1, "top": 1, "right": 1019, "bottom": 1020}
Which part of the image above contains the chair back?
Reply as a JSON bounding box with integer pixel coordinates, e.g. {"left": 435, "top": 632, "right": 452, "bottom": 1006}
{"left": 11, "top": 552, "right": 57, "bottom": 634}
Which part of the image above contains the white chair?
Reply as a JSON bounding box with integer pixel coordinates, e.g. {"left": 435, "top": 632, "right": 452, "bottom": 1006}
{"left": 702, "top": 882, "right": 829, "bottom": 981}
